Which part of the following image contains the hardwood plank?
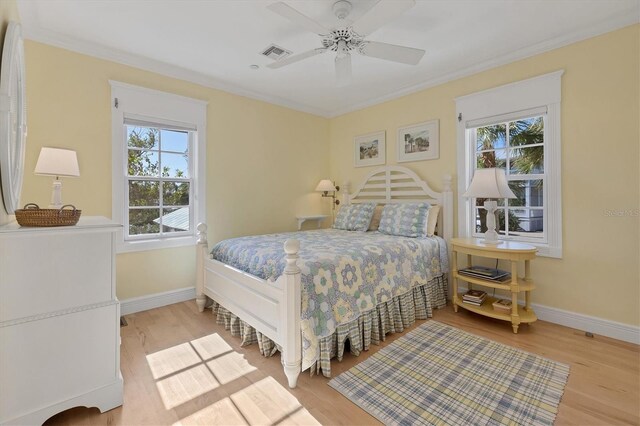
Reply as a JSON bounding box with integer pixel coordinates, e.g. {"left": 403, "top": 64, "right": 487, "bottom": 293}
{"left": 44, "top": 302, "right": 639, "bottom": 426}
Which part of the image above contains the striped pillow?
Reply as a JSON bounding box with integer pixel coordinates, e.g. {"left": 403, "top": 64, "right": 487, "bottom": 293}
{"left": 333, "top": 203, "right": 377, "bottom": 232}
{"left": 378, "top": 203, "right": 430, "bottom": 237}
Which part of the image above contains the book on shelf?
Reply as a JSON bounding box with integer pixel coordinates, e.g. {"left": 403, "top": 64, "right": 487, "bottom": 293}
{"left": 462, "top": 289, "right": 487, "bottom": 305}
{"left": 458, "top": 266, "right": 511, "bottom": 281}
{"left": 492, "top": 298, "right": 512, "bottom": 313}
{"left": 463, "top": 289, "right": 486, "bottom": 299}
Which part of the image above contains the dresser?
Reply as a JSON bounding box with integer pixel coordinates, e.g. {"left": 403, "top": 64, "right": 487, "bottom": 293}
{"left": 0, "top": 217, "right": 123, "bottom": 425}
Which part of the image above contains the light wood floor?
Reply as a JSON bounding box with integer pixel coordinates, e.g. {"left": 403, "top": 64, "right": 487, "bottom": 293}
{"left": 45, "top": 301, "right": 639, "bottom": 426}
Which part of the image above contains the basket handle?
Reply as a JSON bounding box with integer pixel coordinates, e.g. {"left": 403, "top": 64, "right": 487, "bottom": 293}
{"left": 59, "top": 204, "right": 77, "bottom": 215}
{"left": 23, "top": 203, "right": 40, "bottom": 210}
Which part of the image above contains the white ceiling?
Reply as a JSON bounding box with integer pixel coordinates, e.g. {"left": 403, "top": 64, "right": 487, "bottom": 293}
{"left": 17, "top": 0, "right": 640, "bottom": 117}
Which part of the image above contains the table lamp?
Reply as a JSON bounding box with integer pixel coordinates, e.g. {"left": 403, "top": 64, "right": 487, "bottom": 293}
{"left": 463, "top": 168, "right": 516, "bottom": 245}
{"left": 34, "top": 147, "right": 80, "bottom": 208}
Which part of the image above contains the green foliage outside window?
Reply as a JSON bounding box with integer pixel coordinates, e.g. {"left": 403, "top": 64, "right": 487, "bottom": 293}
{"left": 127, "top": 127, "right": 190, "bottom": 236}
{"left": 475, "top": 117, "right": 544, "bottom": 235}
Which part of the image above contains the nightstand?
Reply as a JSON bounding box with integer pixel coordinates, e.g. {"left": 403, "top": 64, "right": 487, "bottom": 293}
{"left": 296, "top": 215, "right": 328, "bottom": 230}
{"left": 451, "top": 237, "right": 537, "bottom": 333}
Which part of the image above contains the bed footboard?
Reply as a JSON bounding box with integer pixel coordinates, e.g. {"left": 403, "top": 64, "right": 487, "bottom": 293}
{"left": 195, "top": 223, "right": 302, "bottom": 388}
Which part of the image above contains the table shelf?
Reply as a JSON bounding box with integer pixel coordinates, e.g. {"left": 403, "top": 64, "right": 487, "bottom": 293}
{"left": 455, "top": 293, "right": 537, "bottom": 323}
{"left": 453, "top": 272, "right": 536, "bottom": 291}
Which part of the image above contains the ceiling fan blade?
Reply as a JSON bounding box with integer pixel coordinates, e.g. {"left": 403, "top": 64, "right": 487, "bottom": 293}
{"left": 351, "top": 0, "right": 415, "bottom": 36}
{"left": 359, "top": 41, "right": 425, "bottom": 65}
{"left": 335, "top": 54, "right": 352, "bottom": 87}
{"left": 266, "top": 48, "right": 328, "bottom": 69}
{"left": 267, "top": 2, "right": 329, "bottom": 35}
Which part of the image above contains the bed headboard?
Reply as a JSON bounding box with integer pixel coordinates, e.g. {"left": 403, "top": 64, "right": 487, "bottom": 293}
{"left": 342, "top": 166, "right": 453, "bottom": 242}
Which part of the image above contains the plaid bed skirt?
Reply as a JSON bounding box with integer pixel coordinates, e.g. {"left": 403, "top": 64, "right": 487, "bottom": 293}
{"left": 210, "top": 274, "right": 448, "bottom": 377}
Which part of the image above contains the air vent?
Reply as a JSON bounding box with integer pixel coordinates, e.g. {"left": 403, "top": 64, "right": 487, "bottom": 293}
{"left": 261, "top": 44, "right": 292, "bottom": 60}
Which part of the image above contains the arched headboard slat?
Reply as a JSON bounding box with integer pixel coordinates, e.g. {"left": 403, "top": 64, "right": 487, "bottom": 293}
{"left": 342, "top": 165, "right": 453, "bottom": 242}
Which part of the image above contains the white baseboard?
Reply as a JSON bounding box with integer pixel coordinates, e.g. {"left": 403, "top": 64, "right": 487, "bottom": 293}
{"left": 120, "top": 286, "right": 196, "bottom": 316}
{"left": 121, "top": 286, "right": 639, "bottom": 345}
{"left": 456, "top": 287, "right": 639, "bottom": 345}
{"left": 530, "top": 302, "right": 639, "bottom": 345}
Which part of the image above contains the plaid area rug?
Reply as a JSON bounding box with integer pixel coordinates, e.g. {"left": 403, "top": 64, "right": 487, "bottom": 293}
{"left": 329, "top": 321, "right": 569, "bottom": 426}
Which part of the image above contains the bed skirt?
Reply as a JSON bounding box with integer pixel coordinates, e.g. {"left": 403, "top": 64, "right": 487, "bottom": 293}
{"left": 210, "top": 274, "right": 448, "bottom": 377}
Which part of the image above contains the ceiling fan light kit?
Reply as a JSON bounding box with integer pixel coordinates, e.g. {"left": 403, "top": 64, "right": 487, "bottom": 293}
{"left": 332, "top": 0, "right": 353, "bottom": 20}
{"left": 266, "top": 0, "right": 425, "bottom": 85}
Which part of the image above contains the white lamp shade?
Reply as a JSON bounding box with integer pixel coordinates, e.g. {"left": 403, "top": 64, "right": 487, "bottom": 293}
{"left": 463, "top": 168, "right": 516, "bottom": 199}
{"left": 315, "top": 179, "right": 336, "bottom": 192}
{"left": 34, "top": 147, "right": 80, "bottom": 177}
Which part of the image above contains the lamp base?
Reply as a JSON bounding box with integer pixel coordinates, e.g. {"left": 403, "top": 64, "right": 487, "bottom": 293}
{"left": 482, "top": 200, "right": 502, "bottom": 245}
{"left": 49, "top": 180, "right": 63, "bottom": 209}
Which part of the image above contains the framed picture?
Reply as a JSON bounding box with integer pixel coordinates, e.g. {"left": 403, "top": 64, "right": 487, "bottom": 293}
{"left": 397, "top": 120, "right": 439, "bottom": 162}
{"left": 354, "top": 130, "right": 386, "bottom": 167}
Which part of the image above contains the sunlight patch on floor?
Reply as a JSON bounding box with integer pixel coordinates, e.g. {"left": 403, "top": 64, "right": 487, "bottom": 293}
{"left": 172, "top": 397, "right": 247, "bottom": 426}
{"left": 148, "top": 332, "right": 320, "bottom": 424}
{"left": 230, "top": 377, "right": 321, "bottom": 425}
{"left": 191, "top": 332, "right": 234, "bottom": 359}
{"left": 146, "top": 342, "right": 202, "bottom": 380}
{"left": 156, "top": 364, "right": 220, "bottom": 409}
{"left": 206, "top": 351, "right": 257, "bottom": 385}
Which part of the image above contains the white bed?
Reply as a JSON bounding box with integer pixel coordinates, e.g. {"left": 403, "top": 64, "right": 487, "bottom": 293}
{"left": 195, "top": 165, "right": 453, "bottom": 388}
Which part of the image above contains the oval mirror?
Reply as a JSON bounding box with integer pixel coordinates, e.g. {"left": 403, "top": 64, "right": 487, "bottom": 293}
{"left": 0, "top": 21, "right": 27, "bottom": 215}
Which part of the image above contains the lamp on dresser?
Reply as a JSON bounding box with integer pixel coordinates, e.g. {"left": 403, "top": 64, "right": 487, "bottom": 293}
{"left": 34, "top": 147, "right": 80, "bottom": 208}
{"left": 315, "top": 179, "right": 340, "bottom": 209}
{"left": 463, "top": 168, "right": 516, "bottom": 245}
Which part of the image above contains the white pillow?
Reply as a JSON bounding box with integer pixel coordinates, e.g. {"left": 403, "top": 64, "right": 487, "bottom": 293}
{"left": 425, "top": 204, "right": 440, "bottom": 237}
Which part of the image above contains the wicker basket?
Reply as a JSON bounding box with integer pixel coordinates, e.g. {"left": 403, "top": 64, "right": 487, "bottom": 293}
{"left": 15, "top": 203, "right": 82, "bottom": 227}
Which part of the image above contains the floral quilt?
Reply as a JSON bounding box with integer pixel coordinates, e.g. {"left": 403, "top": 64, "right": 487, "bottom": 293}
{"left": 210, "top": 228, "right": 448, "bottom": 370}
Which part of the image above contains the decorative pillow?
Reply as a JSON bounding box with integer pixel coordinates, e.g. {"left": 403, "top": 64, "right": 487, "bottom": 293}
{"left": 332, "top": 203, "right": 377, "bottom": 231}
{"left": 367, "top": 205, "right": 384, "bottom": 231}
{"left": 378, "top": 202, "right": 430, "bottom": 238}
{"left": 425, "top": 204, "right": 441, "bottom": 236}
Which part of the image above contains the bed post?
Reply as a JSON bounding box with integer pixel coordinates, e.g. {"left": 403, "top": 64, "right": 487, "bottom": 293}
{"left": 342, "top": 181, "right": 351, "bottom": 205}
{"left": 442, "top": 175, "right": 454, "bottom": 242}
{"left": 195, "top": 223, "right": 208, "bottom": 313}
{"left": 281, "top": 239, "right": 301, "bottom": 388}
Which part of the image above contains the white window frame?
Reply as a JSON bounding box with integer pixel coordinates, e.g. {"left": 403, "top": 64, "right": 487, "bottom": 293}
{"left": 110, "top": 81, "right": 207, "bottom": 253}
{"left": 456, "top": 71, "right": 563, "bottom": 258}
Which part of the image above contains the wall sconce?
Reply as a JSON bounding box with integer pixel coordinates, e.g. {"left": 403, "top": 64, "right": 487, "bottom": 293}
{"left": 315, "top": 179, "right": 340, "bottom": 209}
{"left": 34, "top": 147, "right": 80, "bottom": 208}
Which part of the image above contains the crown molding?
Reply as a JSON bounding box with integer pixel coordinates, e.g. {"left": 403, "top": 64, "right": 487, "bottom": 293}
{"left": 20, "top": 12, "right": 638, "bottom": 119}
{"left": 22, "top": 26, "right": 332, "bottom": 117}
{"left": 327, "top": 16, "right": 639, "bottom": 118}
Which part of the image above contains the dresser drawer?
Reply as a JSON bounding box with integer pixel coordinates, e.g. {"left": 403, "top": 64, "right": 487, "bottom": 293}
{"left": 0, "top": 230, "right": 114, "bottom": 322}
{"left": 0, "top": 303, "right": 120, "bottom": 423}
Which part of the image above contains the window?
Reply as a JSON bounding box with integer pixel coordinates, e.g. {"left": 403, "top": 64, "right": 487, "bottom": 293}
{"left": 111, "top": 82, "right": 207, "bottom": 253}
{"left": 456, "top": 71, "right": 562, "bottom": 257}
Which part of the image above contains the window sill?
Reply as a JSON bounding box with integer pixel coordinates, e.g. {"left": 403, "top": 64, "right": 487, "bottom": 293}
{"left": 116, "top": 234, "right": 196, "bottom": 254}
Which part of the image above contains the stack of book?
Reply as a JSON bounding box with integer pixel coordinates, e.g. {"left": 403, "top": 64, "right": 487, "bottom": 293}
{"left": 458, "top": 266, "right": 511, "bottom": 282}
{"left": 462, "top": 289, "right": 487, "bottom": 306}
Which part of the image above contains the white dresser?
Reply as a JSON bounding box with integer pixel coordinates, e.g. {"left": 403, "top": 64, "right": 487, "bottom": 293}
{"left": 0, "top": 217, "right": 123, "bottom": 425}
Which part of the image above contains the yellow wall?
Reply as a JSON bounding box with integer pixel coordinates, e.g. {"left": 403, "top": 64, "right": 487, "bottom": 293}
{"left": 330, "top": 25, "right": 640, "bottom": 326}
{"left": 5, "top": 0, "right": 638, "bottom": 326}
{"left": 21, "top": 41, "right": 330, "bottom": 300}
{"left": 0, "top": 0, "right": 21, "bottom": 226}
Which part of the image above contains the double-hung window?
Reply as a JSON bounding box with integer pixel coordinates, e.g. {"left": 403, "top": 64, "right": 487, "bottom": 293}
{"left": 111, "top": 81, "right": 207, "bottom": 253}
{"left": 456, "top": 71, "right": 563, "bottom": 258}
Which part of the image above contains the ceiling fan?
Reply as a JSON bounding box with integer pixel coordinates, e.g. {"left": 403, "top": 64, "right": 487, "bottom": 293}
{"left": 266, "top": 0, "right": 425, "bottom": 86}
